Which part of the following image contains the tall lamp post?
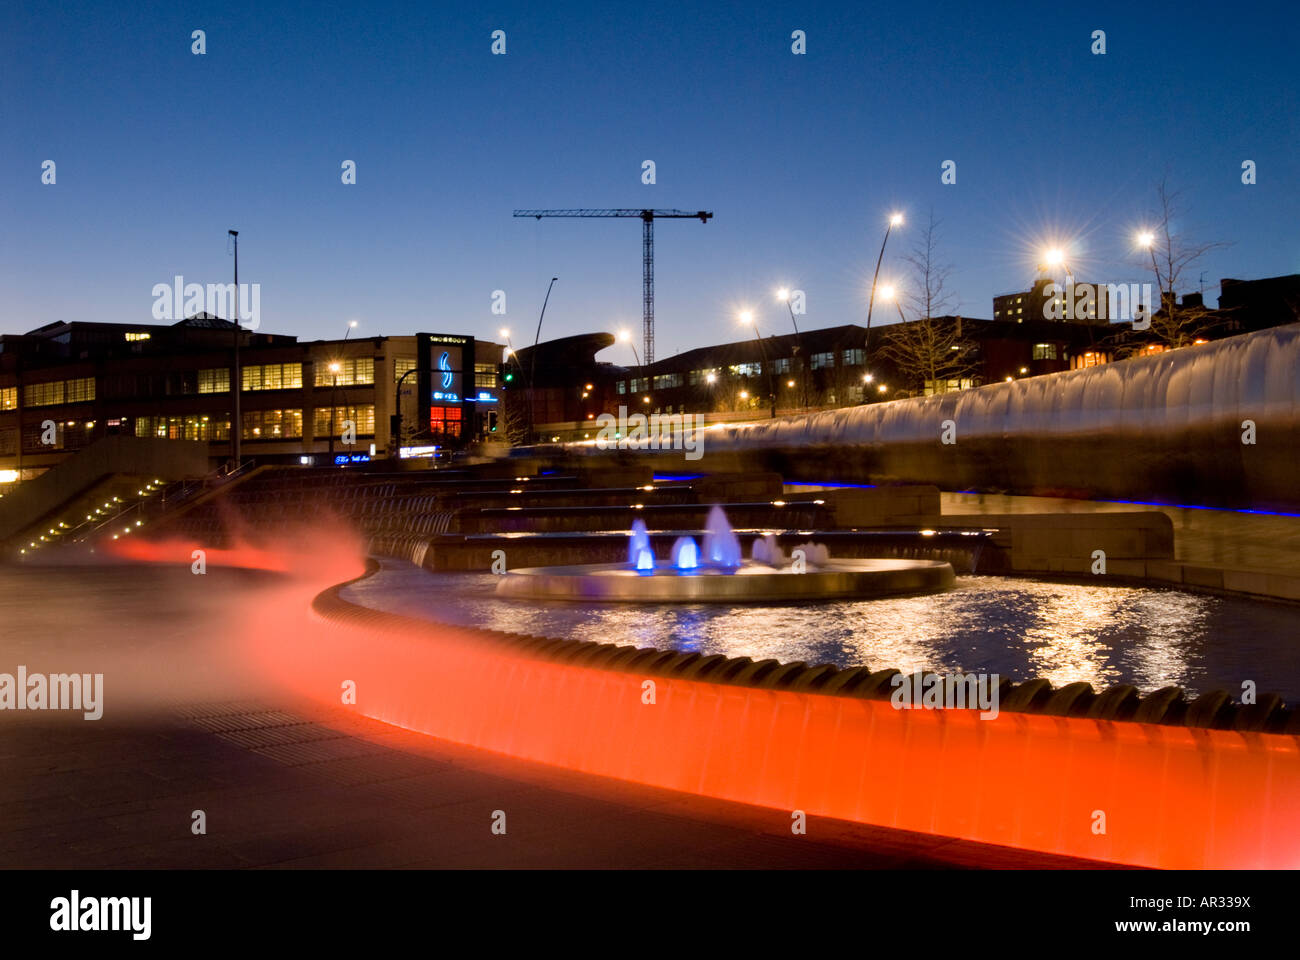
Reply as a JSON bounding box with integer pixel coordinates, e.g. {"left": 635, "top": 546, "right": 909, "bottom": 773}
{"left": 617, "top": 328, "right": 642, "bottom": 367}
{"left": 865, "top": 213, "right": 903, "bottom": 358}
{"left": 1040, "top": 247, "right": 1077, "bottom": 319}
{"left": 881, "top": 284, "right": 906, "bottom": 323}
{"left": 1136, "top": 231, "right": 1161, "bottom": 321}
{"left": 617, "top": 329, "right": 643, "bottom": 405}
{"left": 327, "top": 361, "right": 341, "bottom": 456}
{"left": 738, "top": 310, "right": 776, "bottom": 419}
{"left": 499, "top": 328, "right": 519, "bottom": 364}
{"left": 861, "top": 283, "right": 901, "bottom": 399}
{"left": 527, "top": 277, "right": 558, "bottom": 444}
{"left": 776, "top": 288, "right": 807, "bottom": 409}
{"left": 228, "top": 229, "right": 240, "bottom": 470}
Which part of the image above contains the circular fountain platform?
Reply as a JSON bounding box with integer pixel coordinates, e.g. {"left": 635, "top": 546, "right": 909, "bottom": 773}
{"left": 495, "top": 559, "right": 955, "bottom": 603}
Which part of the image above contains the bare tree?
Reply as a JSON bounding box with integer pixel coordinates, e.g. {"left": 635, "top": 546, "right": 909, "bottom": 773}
{"left": 877, "top": 212, "right": 979, "bottom": 396}
{"left": 1138, "top": 177, "right": 1231, "bottom": 348}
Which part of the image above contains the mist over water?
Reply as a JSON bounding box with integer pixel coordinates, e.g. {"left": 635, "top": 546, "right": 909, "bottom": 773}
{"left": 0, "top": 526, "right": 367, "bottom": 719}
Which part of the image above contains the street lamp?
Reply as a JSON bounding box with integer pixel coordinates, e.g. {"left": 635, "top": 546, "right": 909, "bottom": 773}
{"left": 865, "top": 212, "right": 903, "bottom": 360}
{"left": 1136, "top": 230, "right": 1162, "bottom": 318}
{"left": 227, "top": 229, "right": 240, "bottom": 471}
{"left": 776, "top": 287, "right": 808, "bottom": 408}
{"left": 775, "top": 288, "right": 799, "bottom": 335}
{"left": 1041, "top": 246, "right": 1073, "bottom": 280}
{"left": 499, "top": 328, "right": 524, "bottom": 379}
{"left": 882, "top": 284, "right": 906, "bottom": 323}
{"left": 524, "top": 278, "right": 558, "bottom": 445}
{"left": 1039, "top": 246, "right": 1078, "bottom": 319}
{"left": 327, "top": 361, "right": 342, "bottom": 456}
{"left": 738, "top": 310, "right": 777, "bottom": 418}
{"left": 343, "top": 320, "right": 359, "bottom": 339}
{"left": 617, "top": 328, "right": 642, "bottom": 367}
{"left": 862, "top": 284, "right": 906, "bottom": 401}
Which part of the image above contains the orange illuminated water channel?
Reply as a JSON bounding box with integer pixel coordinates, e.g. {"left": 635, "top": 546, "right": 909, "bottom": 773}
{"left": 111, "top": 536, "right": 1300, "bottom": 869}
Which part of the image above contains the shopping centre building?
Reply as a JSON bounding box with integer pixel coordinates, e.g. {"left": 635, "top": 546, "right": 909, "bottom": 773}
{"left": 0, "top": 314, "right": 506, "bottom": 481}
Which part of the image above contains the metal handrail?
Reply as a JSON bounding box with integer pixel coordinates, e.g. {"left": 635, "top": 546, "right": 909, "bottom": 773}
{"left": 69, "top": 458, "right": 255, "bottom": 544}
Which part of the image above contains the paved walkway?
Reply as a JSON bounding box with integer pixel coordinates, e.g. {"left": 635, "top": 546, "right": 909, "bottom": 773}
{"left": 3, "top": 697, "right": 1120, "bottom": 869}
{"left": 0, "top": 563, "right": 1115, "bottom": 868}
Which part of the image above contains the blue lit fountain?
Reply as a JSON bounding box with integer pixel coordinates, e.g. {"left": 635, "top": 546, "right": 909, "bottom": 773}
{"left": 495, "top": 505, "right": 954, "bottom": 603}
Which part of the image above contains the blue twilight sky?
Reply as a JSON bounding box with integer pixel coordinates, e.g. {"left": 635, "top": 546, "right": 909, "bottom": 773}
{"left": 2, "top": 0, "right": 1297, "bottom": 359}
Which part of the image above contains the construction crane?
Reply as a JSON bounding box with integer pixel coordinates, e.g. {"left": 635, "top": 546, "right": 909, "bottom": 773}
{"left": 513, "top": 209, "right": 713, "bottom": 365}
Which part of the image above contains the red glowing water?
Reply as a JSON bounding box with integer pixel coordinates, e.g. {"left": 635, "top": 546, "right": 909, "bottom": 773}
{"left": 107, "top": 524, "right": 1297, "bottom": 870}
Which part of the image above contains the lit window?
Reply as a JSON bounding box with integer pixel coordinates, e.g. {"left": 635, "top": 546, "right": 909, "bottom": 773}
{"left": 313, "top": 404, "right": 376, "bottom": 437}
{"left": 243, "top": 363, "right": 303, "bottom": 391}
{"left": 314, "top": 357, "right": 374, "bottom": 387}
{"left": 429, "top": 405, "right": 463, "bottom": 437}
{"left": 65, "top": 378, "right": 95, "bottom": 403}
{"left": 24, "top": 381, "right": 64, "bottom": 406}
{"left": 241, "top": 408, "right": 303, "bottom": 439}
{"left": 198, "top": 368, "right": 230, "bottom": 393}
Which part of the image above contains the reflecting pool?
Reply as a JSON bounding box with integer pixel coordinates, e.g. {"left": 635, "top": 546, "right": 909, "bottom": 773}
{"left": 347, "top": 562, "right": 1300, "bottom": 703}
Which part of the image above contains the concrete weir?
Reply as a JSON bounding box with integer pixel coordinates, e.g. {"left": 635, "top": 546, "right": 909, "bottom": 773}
{"left": 677, "top": 323, "right": 1300, "bottom": 512}
{"left": 311, "top": 563, "right": 1300, "bottom": 870}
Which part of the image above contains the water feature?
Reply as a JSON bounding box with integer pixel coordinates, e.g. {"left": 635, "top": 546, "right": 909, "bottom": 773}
{"left": 700, "top": 324, "right": 1300, "bottom": 512}
{"left": 360, "top": 564, "right": 1300, "bottom": 703}
{"left": 701, "top": 505, "right": 742, "bottom": 568}
{"left": 495, "top": 505, "right": 955, "bottom": 602}
{"left": 670, "top": 536, "right": 699, "bottom": 571}
{"left": 627, "top": 517, "right": 653, "bottom": 570}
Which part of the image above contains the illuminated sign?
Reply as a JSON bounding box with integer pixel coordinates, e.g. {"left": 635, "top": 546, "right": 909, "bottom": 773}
{"left": 399, "top": 444, "right": 441, "bottom": 459}
{"left": 474, "top": 391, "right": 498, "bottom": 403}
{"left": 415, "top": 333, "right": 475, "bottom": 446}
{"left": 429, "top": 343, "right": 463, "bottom": 405}
{"left": 333, "top": 453, "right": 371, "bottom": 465}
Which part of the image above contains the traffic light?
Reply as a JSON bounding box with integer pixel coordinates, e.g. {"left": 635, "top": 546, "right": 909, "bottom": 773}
{"left": 488, "top": 411, "right": 498, "bottom": 432}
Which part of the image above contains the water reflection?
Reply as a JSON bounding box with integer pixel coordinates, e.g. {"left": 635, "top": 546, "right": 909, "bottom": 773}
{"left": 348, "top": 568, "right": 1300, "bottom": 703}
